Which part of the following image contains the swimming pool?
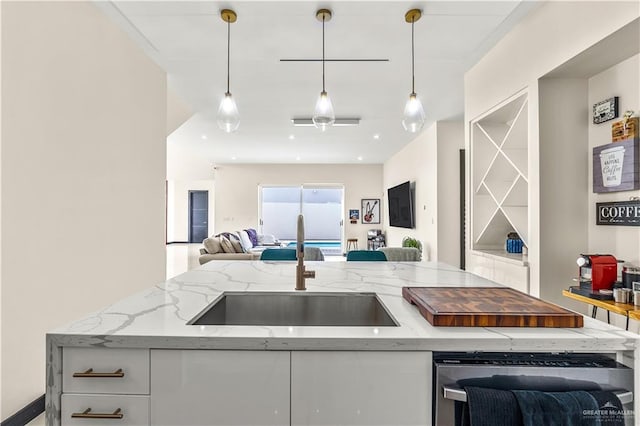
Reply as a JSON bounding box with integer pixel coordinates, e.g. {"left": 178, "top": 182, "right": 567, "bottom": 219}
{"left": 286, "top": 241, "right": 342, "bottom": 255}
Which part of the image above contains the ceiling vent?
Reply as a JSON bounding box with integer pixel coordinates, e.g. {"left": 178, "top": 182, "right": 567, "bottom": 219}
{"left": 291, "top": 118, "right": 360, "bottom": 127}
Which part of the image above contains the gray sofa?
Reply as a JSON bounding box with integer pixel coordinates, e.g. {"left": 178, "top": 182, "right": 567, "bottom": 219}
{"left": 199, "top": 245, "right": 325, "bottom": 265}
{"left": 198, "top": 249, "right": 260, "bottom": 264}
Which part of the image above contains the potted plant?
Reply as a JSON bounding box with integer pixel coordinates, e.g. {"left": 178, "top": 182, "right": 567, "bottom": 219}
{"left": 402, "top": 236, "right": 422, "bottom": 253}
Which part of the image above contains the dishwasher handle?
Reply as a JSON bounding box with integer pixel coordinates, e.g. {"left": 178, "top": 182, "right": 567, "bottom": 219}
{"left": 442, "top": 385, "right": 633, "bottom": 405}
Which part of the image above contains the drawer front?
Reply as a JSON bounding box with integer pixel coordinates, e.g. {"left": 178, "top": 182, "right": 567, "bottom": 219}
{"left": 61, "top": 394, "right": 149, "bottom": 426}
{"left": 63, "top": 348, "right": 149, "bottom": 394}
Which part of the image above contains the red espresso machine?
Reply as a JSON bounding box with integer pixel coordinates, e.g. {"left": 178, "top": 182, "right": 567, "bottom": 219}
{"left": 573, "top": 254, "right": 618, "bottom": 298}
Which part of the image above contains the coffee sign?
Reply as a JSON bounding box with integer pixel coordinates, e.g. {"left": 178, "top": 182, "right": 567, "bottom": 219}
{"left": 596, "top": 200, "right": 640, "bottom": 226}
{"left": 592, "top": 140, "right": 639, "bottom": 193}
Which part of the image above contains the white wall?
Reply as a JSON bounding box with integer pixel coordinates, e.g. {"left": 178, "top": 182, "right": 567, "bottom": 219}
{"left": 437, "top": 122, "right": 465, "bottom": 267}
{"left": 213, "top": 164, "right": 383, "bottom": 248}
{"left": 588, "top": 54, "right": 640, "bottom": 265}
{"left": 1, "top": 2, "right": 166, "bottom": 418}
{"left": 383, "top": 121, "right": 464, "bottom": 265}
{"left": 167, "top": 87, "right": 193, "bottom": 137}
{"left": 466, "top": 2, "right": 638, "bottom": 120}
{"left": 167, "top": 180, "right": 215, "bottom": 242}
{"left": 0, "top": 2, "right": 3, "bottom": 418}
{"left": 465, "top": 1, "right": 639, "bottom": 298}
{"left": 383, "top": 125, "right": 437, "bottom": 259}
{"left": 538, "top": 78, "right": 589, "bottom": 308}
{"left": 167, "top": 134, "right": 215, "bottom": 181}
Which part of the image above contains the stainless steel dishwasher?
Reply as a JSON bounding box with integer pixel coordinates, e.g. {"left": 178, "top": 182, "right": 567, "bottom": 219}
{"left": 433, "top": 352, "right": 634, "bottom": 426}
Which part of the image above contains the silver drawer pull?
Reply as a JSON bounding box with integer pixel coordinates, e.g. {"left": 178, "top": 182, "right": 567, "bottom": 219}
{"left": 72, "top": 368, "right": 124, "bottom": 378}
{"left": 442, "top": 385, "right": 633, "bottom": 405}
{"left": 71, "top": 408, "right": 123, "bottom": 419}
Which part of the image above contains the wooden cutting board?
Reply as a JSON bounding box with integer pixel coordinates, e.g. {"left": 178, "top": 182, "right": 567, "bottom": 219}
{"left": 402, "top": 287, "right": 583, "bottom": 327}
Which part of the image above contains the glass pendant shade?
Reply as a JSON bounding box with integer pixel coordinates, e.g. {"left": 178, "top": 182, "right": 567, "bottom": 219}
{"left": 402, "top": 93, "right": 425, "bottom": 133}
{"left": 217, "top": 92, "right": 240, "bottom": 133}
{"left": 312, "top": 91, "right": 335, "bottom": 131}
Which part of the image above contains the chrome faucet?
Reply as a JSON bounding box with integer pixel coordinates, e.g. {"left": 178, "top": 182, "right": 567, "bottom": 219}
{"left": 296, "top": 214, "right": 315, "bottom": 291}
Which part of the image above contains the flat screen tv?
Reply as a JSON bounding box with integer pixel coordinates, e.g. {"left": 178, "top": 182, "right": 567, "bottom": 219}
{"left": 388, "top": 181, "right": 414, "bottom": 228}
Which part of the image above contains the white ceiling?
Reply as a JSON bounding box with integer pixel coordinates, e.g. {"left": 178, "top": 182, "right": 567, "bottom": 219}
{"left": 97, "top": 1, "right": 539, "bottom": 164}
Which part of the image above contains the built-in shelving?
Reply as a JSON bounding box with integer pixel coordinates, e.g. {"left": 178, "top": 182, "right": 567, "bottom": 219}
{"left": 471, "top": 91, "right": 528, "bottom": 255}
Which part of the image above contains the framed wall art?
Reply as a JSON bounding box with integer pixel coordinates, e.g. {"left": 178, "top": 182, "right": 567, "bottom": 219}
{"left": 593, "top": 96, "right": 619, "bottom": 124}
{"left": 349, "top": 209, "right": 359, "bottom": 224}
{"left": 361, "top": 199, "right": 380, "bottom": 224}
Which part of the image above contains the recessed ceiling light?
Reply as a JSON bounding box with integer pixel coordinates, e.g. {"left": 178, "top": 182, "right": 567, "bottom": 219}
{"left": 357, "top": 156, "right": 363, "bottom": 161}
{"left": 373, "top": 134, "right": 380, "bottom": 140}
{"left": 201, "top": 134, "right": 208, "bottom": 140}
{"left": 289, "top": 134, "right": 295, "bottom": 140}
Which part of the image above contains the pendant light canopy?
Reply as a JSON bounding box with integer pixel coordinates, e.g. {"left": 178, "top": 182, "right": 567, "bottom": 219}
{"left": 402, "top": 9, "right": 425, "bottom": 133}
{"left": 217, "top": 9, "right": 240, "bottom": 133}
{"left": 312, "top": 9, "right": 335, "bottom": 131}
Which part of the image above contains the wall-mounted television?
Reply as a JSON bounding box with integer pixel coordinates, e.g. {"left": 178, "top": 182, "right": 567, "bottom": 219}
{"left": 388, "top": 181, "right": 414, "bottom": 229}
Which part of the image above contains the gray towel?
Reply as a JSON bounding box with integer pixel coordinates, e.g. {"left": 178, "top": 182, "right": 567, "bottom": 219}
{"left": 378, "top": 247, "right": 422, "bottom": 261}
{"left": 304, "top": 247, "right": 325, "bottom": 261}
{"left": 512, "top": 390, "right": 601, "bottom": 426}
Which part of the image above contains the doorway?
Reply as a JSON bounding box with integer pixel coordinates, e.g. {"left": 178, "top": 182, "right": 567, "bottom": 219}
{"left": 188, "top": 190, "right": 209, "bottom": 243}
{"left": 259, "top": 185, "right": 344, "bottom": 254}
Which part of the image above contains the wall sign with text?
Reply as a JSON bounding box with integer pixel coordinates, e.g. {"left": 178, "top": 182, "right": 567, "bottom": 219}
{"left": 592, "top": 140, "right": 639, "bottom": 193}
{"left": 593, "top": 97, "right": 619, "bottom": 124}
{"left": 596, "top": 200, "right": 640, "bottom": 226}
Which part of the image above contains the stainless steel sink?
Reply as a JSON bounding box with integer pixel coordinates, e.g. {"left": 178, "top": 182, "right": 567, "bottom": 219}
{"left": 189, "top": 292, "right": 398, "bottom": 327}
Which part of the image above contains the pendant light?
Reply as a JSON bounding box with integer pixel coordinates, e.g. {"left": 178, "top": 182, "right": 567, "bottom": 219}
{"left": 217, "top": 9, "right": 240, "bottom": 133}
{"left": 312, "top": 9, "right": 335, "bottom": 131}
{"left": 402, "top": 9, "right": 425, "bottom": 133}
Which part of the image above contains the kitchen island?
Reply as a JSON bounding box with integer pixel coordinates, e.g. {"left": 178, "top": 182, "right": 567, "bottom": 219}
{"left": 46, "top": 261, "right": 639, "bottom": 425}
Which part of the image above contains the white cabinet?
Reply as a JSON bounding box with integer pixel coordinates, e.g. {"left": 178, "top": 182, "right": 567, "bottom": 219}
{"left": 291, "top": 351, "right": 431, "bottom": 426}
{"left": 471, "top": 90, "right": 529, "bottom": 252}
{"left": 61, "top": 348, "right": 150, "bottom": 426}
{"left": 61, "top": 394, "right": 149, "bottom": 426}
{"left": 148, "top": 349, "right": 431, "bottom": 426}
{"left": 62, "top": 348, "right": 149, "bottom": 394}
{"left": 150, "top": 350, "right": 290, "bottom": 426}
{"left": 470, "top": 89, "right": 530, "bottom": 291}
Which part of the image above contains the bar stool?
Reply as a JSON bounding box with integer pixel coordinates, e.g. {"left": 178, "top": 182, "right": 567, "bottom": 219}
{"left": 346, "top": 238, "right": 358, "bottom": 251}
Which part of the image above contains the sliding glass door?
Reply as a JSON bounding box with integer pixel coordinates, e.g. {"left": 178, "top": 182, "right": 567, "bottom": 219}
{"left": 259, "top": 185, "right": 343, "bottom": 251}
{"left": 260, "top": 186, "right": 301, "bottom": 240}
{"left": 301, "top": 187, "right": 342, "bottom": 240}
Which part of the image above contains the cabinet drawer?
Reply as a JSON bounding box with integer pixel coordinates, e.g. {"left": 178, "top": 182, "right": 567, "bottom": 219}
{"left": 61, "top": 394, "right": 149, "bottom": 426}
{"left": 63, "top": 348, "right": 149, "bottom": 394}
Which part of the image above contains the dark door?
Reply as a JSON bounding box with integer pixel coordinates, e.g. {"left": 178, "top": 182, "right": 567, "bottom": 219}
{"left": 188, "top": 190, "right": 208, "bottom": 243}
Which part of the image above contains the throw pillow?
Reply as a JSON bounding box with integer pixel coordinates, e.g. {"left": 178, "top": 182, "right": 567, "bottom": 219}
{"left": 245, "top": 228, "right": 258, "bottom": 247}
{"left": 219, "top": 235, "right": 235, "bottom": 253}
{"left": 261, "top": 234, "right": 276, "bottom": 245}
{"left": 203, "top": 237, "right": 222, "bottom": 254}
{"left": 238, "top": 230, "right": 253, "bottom": 253}
{"left": 230, "top": 238, "right": 243, "bottom": 253}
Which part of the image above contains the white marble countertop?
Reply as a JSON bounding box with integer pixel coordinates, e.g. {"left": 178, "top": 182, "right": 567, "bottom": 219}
{"left": 47, "top": 261, "right": 638, "bottom": 352}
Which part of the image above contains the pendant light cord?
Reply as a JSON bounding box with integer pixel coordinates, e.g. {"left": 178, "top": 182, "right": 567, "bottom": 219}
{"left": 226, "top": 20, "right": 230, "bottom": 94}
{"left": 411, "top": 18, "right": 415, "bottom": 95}
{"left": 322, "top": 15, "right": 326, "bottom": 92}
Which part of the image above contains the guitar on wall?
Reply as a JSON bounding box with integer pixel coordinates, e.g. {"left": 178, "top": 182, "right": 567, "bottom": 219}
{"left": 364, "top": 200, "right": 378, "bottom": 223}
